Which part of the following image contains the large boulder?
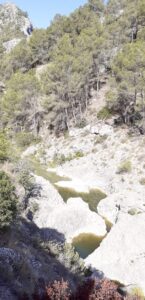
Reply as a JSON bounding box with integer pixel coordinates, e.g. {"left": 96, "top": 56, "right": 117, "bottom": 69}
{"left": 29, "top": 175, "right": 64, "bottom": 227}
{"left": 45, "top": 198, "right": 107, "bottom": 242}
{"left": 90, "top": 123, "right": 113, "bottom": 136}
{"left": 85, "top": 214, "right": 145, "bottom": 294}
{"left": 97, "top": 191, "right": 145, "bottom": 224}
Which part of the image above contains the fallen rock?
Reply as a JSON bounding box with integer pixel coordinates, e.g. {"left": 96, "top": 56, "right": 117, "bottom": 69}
{"left": 85, "top": 214, "right": 145, "bottom": 295}
{"left": 45, "top": 198, "right": 107, "bottom": 242}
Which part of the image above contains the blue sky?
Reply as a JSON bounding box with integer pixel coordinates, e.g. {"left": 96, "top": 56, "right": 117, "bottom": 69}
{"left": 0, "top": 0, "right": 89, "bottom": 28}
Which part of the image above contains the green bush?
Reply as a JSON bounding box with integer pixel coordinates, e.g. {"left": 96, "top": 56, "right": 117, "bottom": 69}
{"left": 117, "top": 160, "right": 132, "bottom": 174}
{"left": 97, "top": 106, "right": 112, "bottom": 120}
{"left": 0, "top": 171, "right": 17, "bottom": 228}
{"left": 18, "top": 169, "right": 34, "bottom": 194}
{"left": 0, "top": 131, "right": 9, "bottom": 161}
{"left": 15, "top": 131, "right": 41, "bottom": 148}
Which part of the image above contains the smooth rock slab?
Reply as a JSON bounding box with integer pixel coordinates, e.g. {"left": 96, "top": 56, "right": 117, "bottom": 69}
{"left": 45, "top": 198, "right": 107, "bottom": 242}
{"left": 97, "top": 191, "right": 145, "bottom": 224}
{"left": 55, "top": 179, "right": 89, "bottom": 193}
{"left": 85, "top": 214, "right": 145, "bottom": 294}
{"left": 30, "top": 175, "right": 64, "bottom": 228}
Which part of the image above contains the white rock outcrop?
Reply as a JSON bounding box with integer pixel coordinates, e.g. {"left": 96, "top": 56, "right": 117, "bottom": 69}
{"left": 97, "top": 191, "right": 145, "bottom": 224}
{"left": 90, "top": 123, "right": 113, "bottom": 136}
{"left": 3, "top": 38, "right": 21, "bottom": 53}
{"left": 55, "top": 179, "right": 90, "bottom": 193}
{"left": 45, "top": 198, "right": 107, "bottom": 242}
{"left": 30, "top": 175, "right": 64, "bottom": 227}
{"left": 85, "top": 214, "right": 145, "bottom": 294}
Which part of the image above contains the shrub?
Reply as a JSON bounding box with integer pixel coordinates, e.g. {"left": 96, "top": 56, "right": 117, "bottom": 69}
{"left": 18, "top": 169, "right": 34, "bottom": 194}
{"left": 117, "top": 160, "right": 132, "bottom": 174}
{"left": 76, "top": 118, "right": 87, "bottom": 128}
{"left": 0, "top": 171, "right": 17, "bottom": 228}
{"left": 130, "top": 287, "right": 145, "bottom": 299}
{"left": 97, "top": 106, "right": 112, "bottom": 120}
{"left": 45, "top": 278, "right": 130, "bottom": 300}
{"left": 139, "top": 178, "right": 145, "bottom": 185}
{"left": 75, "top": 151, "right": 84, "bottom": 158}
{"left": 46, "top": 279, "right": 71, "bottom": 300}
{"left": 16, "top": 131, "right": 40, "bottom": 148}
{"left": 0, "top": 131, "right": 9, "bottom": 161}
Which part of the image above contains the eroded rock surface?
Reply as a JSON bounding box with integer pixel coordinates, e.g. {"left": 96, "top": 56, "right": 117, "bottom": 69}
{"left": 97, "top": 191, "right": 145, "bottom": 224}
{"left": 85, "top": 214, "right": 145, "bottom": 294}
{"left": 45, "top": 198, "right": 107, "bottom": 242}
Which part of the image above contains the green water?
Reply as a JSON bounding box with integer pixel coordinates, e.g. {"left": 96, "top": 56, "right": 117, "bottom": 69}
{"left": 72, "top": 233, "right": 104, "bottom": 259}
{"left": 55, "top": 185, "right": 107, "bottom": 212}
{"left": 29, "top": 157, "right": 107, "bottom": 257}
{"left": 29, "top": 158, "right": 70, "bottom": 184}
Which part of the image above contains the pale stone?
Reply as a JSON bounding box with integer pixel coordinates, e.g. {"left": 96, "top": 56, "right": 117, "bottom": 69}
{"left": 21, "top": 145, "right": 38, "bottom": 158}
{"left": 45, "top": 198, "right": 106, "bottom": 242}
{"left": 85, "top": 214, "right": 145, "bottom": 295}
{"left": 30, "top": 175, "right": 64, "bottom": 228}
{"left": 3, "top": 38, "right": 21, "bottom": 53}
{"left": 55, "top": 179, "right": 90, "bottom": 193}
{"left": 97, "top": 191, "right": 145, "bottom": 224}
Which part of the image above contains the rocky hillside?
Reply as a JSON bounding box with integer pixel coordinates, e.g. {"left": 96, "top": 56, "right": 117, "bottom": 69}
{"left": 0, "top": 0, "right": 145, "bottom": 299}
{"left": 0, "top": 3, "right": 32, "bottom": 53}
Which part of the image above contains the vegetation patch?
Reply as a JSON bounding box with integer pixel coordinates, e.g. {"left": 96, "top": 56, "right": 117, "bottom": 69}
{"left": 117, "top": 160, "right": 132, "bottom": 174}
{"left": 0, "top": 171, "right": 17, "bottom": 228}
{"left": 97, "top": 106, "right": 112, "bottom": 120}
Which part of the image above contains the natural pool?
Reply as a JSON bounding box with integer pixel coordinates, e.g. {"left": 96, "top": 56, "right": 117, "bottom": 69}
{"left": 72, "top": 233, "right": 104, "bottom": 259}
{"left": 55, "top": 185, "right": 107, "bottom": 212}
{"left": 30, "top": 158, "right": 107, "bottom": 258}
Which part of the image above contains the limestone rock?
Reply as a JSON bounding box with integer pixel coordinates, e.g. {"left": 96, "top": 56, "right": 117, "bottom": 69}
{"left": 30, "top": 175, "right": 64, "bottom": 228}
{"left": 45, "top": 198, "right": 107, "bottom": 242}
{"left": 55, "top": 179, "right": 90, "bottom": 193}
{"left": 0, "top": 3, "right": 33, "bottom": 42}
{"left": 97, "top": 191, "right": 145, "bottom": 224}
{"left": 85, "top": 214, "right": 145, "bottom": 294}
{"left": 21, "top": 145, "right": 38, "bottom": 158}
{"left": 91, "top": 123, "right": 113, "bottom": 136}
{"left": 3, "top": 38, "right": 21, "bottom": 53}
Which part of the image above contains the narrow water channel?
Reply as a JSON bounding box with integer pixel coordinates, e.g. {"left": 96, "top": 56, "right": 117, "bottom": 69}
{"left": 30, "top": 158, "right": 107, "bottom": 258}
{"left": 55, "top": 185, "right": 107, "bottom": 212}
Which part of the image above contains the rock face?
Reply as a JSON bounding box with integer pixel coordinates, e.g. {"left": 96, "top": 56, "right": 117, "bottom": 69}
{"left": 90, "top": 123, "right": 113, "bottom": 137}
{"left": 97, "top": 191, "right": 145, "bottom": 225}
{"left": 3, "top": 38, "right": 22, "bottom": 53}
{"left": 43, "top": 198, "right": 106, "bottom": 242}
{"left": 29, "top": 175, "right": 64, "bottom": 228}
{"left": 0, "top": 3, "right": 33, "bottom": 52}
{"left": 55, "top": 179, "right": 90, "bottom": 193}
{"left": 85, "top": 214, "right": 145, "bottom": 294}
